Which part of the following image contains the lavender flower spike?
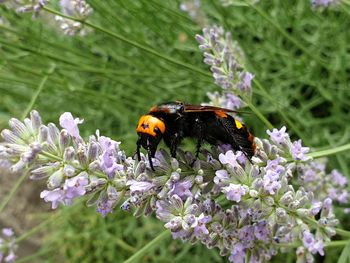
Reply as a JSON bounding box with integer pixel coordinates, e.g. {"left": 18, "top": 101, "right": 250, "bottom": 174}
{"left": 55, "top": 0, "right": 93, "bottom": 36}
{"left": 196, "top": 25, "right": 253, "bottom": 109}
{"left": 1, "top": 109, "right": 349, "bottom": 263}
{"left": 0, "top": 110, "right": 131, "bottom": 216}
{"left": 311, "top": 0, "right": 338, "bottom": 8}
{"left": 0, "top": 227, "right": 17, "bottom": 262}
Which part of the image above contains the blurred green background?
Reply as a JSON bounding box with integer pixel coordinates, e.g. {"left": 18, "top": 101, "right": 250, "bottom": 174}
{"left": 0, "top": 0, "right": 349, "bottom": 262}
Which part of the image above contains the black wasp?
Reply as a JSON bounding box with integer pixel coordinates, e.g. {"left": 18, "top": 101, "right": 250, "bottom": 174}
{"left": 136, "top": 101, "right": 255, "bottom": 170}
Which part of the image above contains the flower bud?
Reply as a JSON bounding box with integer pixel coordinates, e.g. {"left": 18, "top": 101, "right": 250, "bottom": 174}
{"left": 9, "top": 118, "right": 27, "bottom": 138}
{"left": 59, "top": 129, "right": 71, "bottom": 150}
{"left": 296, "top": 208, "right": 310, "bottom": 218}
{"left": 1, "top": 129, "right": 22, "bottom": 144}
{"left": 279, "top": 191, "right": 294, "bottom": 206}
{"left": 107, "top": 185, "right": 119, "bottom": 200}
{"left": 63, "top": 164, "right": 75, "bottom": 177}
{"left": 30, "top": 165, "right": 56, "bottom": 180}
{"left": 64, "top": 146, "right": 75, "bottom": 161}
{"left": 170, "top": 172, "right": 180, "bottom": 182}
{"left": 89, "top": 160, "right": 100, "bottom": 171}
{"left": 48, "top": 123, "right": 60, "bottom": 143}
{"left": 38, "top": 125, "right": 49, "bottom": 143}
{"left": 76, "top": 144, "right": 88, "bottom": 167}
{"left": 289, "top": 200, "right": 301, "bottom": 210}
{"left": 249, "top": 190, "right": 258, "bottom": 198}
{"left": 276, "top": 207, "right": 287, "bottom": 222}
{"left": 195, "top": 175, "right": 203, "bottom": 184}
{"left": 264, "top": 196, "right": 275, "bottom": 206}
{"left": 30, "top": 110, "right": 42, "bottom": 130}
{"left": 47, "top": 169, "right": 64, "bottom": 189}
{"left": 120, "top": 200, "right": 130, "bottom": 211}
{"left": 87, "top": 141, "right": 99, "bottom": 161}
{"left": 10, "top": 160, "right": 26, "bottom": 173}
{"left": 170, "top": 158, "right": 179, "bottom": 170}
{"left": 134, "top": 161, "right": 146, "bottom": 177}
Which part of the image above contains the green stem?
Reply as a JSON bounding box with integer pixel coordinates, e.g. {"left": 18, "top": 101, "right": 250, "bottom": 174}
{"left": 15, "top": 248, "right": 52, "bottom": 263}
{"left": 0, "top": 171, "right": 28, "bottom": 214}
{"left": 41, "top": 151, "right": 63, "bottom": 162}
{"left": 307, "top": 143, "right": 350, "bottom": 159}
{"left": 42, "top": 7, "right": 211, "bottom": 78}
{"left": 115, "top": 239, "right": 136, "bottom": 253}
{"left": 336, "top": 228, "right": 350, "bottom": 238}
{"left": 244, "top": 100, "right": 273, "bottom": 129}
{"left": 21, "top": 64, "right": 56, "bottom": 120}
{"left": 326, "top": 240, "right": 349, "bottom": 248}
{"left": 123, "top": 230, "right": 169, "bottom": 263}
{"left": 15, "top": 214, "right": 58, "bottom": 243}
{"left": 244, "top": 1, "right": 328, "bottom": 68}
{"left": 40, "top": 151, "right": 107, "bottom": 178}
{"left": 252, "top": 78, "right": 308, "bottom": 144}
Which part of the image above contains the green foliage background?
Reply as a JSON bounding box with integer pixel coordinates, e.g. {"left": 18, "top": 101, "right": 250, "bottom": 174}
{"left": 0, "top": 0, "right": 349, "bottom": 262}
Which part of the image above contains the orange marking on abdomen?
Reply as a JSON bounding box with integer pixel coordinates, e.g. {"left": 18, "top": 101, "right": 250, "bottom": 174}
{"left": 248, "top": 132, "right": 256, "bottom": 153}
{"left": 215, "top": 110, "right": 228, "bottom": 118}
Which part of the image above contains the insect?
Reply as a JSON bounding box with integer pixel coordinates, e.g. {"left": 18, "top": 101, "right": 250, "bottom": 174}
{"left": 136, "top": 101, "right": 256, "bottom": 170}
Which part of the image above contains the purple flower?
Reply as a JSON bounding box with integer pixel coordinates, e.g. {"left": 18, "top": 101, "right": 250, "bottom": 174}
{"left": 40, "top": 174, "right": 88, "bottom": 209}
{"left": 59, "top": 112, "right": 83, "bottom": 138}
{"left": 312, "top": 0, "right": 338, "bottom": 7}
{"left": 40, "top": 188, "right": 65, "bottom": 209}
{"left": 229, "top": 243, "right": 245, "bottom": 263}
{"left": 323, "top": 197, "right": 332, "bottom": 210}
{"left": 4, "top": 251, "right": 16, "bottom": 262}
{"left": 1, "top": 228, "right": 14, "bottom": 238}
{"left": 310, "top": 202, "right": 322, "bottom": 215}
{"left": 266, "top": 126, "right": 290, "bottom": 146}
{"left": 238, "top": 72, "right": 254, "bottom": 93}
{"left": 206, "top": 92, "right": 243, "bottom": 111}
{"left": 96, "top": 199, "right": 115, "bottom": 217}
{"left": 239, "top": 225, "right": 255, "bottom": 248}
{"left": 225, "top": 93, "right": 242, "bottom": 110}
{"left": 214, "top": 169, "right": 230, "bottom": 185}
{"left": 265, "top": 158, "right": 285, "bottom": 174}
{"left": 302, "top": 167, "right": 318, "bottom": 183}
{"left": 329, "top": 188, "right": 349, "bottom": 203}
{"left": 302, "top": 231, "right": 324, "bottom": 256}
{"left": 98, "top": 136, "right": 123, "bottom": 178}
{"left": 222, "top": 183, "right": 247, "bottom": 202}
{"left": 193, "top": 213, "right": 211, "bottom": 237}
{"left": 63, "top": 174, "right": 88, "bottom": 199}
{"left": 254, "top": 221, "right": 269, "bottom": 242}
{"left": 169, "top": 179, "right": 193, "bottom": 200}
{"left": 331, "top": 169, "right": 347, "bottom": 187}
{"left": 156, "top": 195, "right": 199, "bottom": 232}
{"left": 291, "top": 140, "right": 310, "bottom": 161}
{"left": 263, "top": 170, "right": 281, "bottom": 195}
{"left": 219, "top": 150, "right": 241, "bottom": 166}
{"left": 127, "top": 180, "right": 155, "bottom": 194}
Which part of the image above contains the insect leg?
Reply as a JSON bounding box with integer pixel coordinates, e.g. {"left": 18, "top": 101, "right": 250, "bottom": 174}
{"left": 147, "top": 147, "right": 155, "bottom": 171}
{"left": 194, "top": 118, "right": 204, "bottom": 158}
{"left": 136, "top": 138, "right": 141, "bottom": 161}
{"left": 146, "top": 138, "right": 155, "bottom": 171}
{"left": 170, "top": 133, "right": 181, "bottom": 158}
